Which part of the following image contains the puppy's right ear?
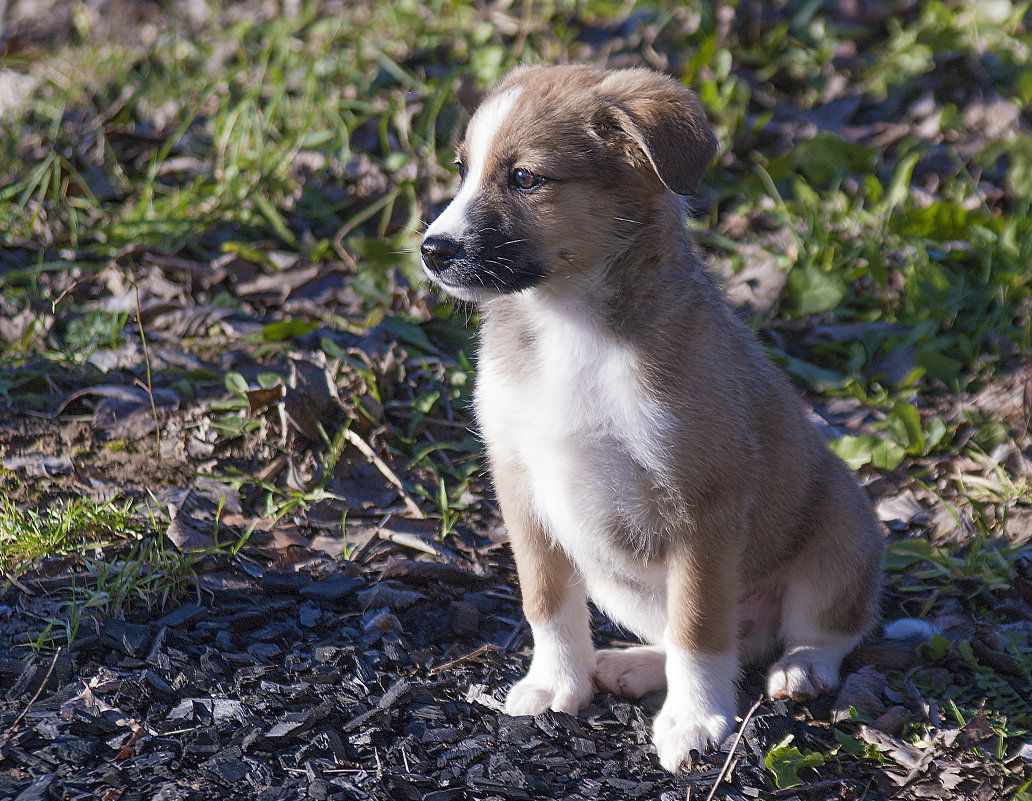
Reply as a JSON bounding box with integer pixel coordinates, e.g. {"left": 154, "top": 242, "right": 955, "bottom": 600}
{"left": 594, "top": 69, "right": 717, "bottom": 195}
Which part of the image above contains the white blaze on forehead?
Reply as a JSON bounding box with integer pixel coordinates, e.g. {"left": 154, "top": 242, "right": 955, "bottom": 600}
{"left": 425, "top": 86, "right": 523, "bottom": 239}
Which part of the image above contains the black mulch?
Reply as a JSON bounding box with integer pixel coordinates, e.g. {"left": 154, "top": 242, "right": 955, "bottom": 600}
{"left": 0, "top": 540, "right": 924, "bottom": 801}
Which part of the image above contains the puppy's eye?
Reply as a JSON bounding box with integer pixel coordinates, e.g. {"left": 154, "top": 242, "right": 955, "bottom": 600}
{"left": 510, "top": 167, "right": 544, "bottom": 191}
{"left": 455, "top": 160, "right": 467, "bottom": 180}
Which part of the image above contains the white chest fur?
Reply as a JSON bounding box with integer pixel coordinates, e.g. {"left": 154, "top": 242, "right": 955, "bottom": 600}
{"left": 475, "top": 294, "right": 673, "bottom": 634}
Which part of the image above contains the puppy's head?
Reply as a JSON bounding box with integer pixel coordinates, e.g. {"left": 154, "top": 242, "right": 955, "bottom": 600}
{"left": 421, "top": 65, "right": 717, "bottom": 302}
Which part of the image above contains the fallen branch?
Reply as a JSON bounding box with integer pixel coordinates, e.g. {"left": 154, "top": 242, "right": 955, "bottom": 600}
{"left": 704, "top": 695, "right": 764, "bottom": 801}
{"left": 2, "top": 647, "right": 63, "bottom": 738}
{"left": 343, "top": 427, "right": 425, "bottom": 519}
{"left": 133, "top": 279, "right": 162, "bottom": 461}
{"left": 428, "top": 644, "right": 500, "bottom": 676}
{"left": 773, "top": 778, "right": 847, "bottom": 797}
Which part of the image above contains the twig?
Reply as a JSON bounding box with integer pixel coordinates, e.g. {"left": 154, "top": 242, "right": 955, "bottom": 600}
{"left": 1, "top": 571, "right": 34, "bottom": 597}
{"left": 704, "top": 695, "right": 764, "bottom": 801}
{"left": 133, "top": 280, "right": 162, "bottom": 461}
{"left": 377, "top": 528, "right": 460, "bottom": 561}
{"left": 513, "top": 0, "right": 534, "bottom": 57}
{"left": 773, "top": 778, "right": 847, "bottom": 797}
{"left": 342, "top": 427, "right": 425, "bottom": 519}
{"left": 428, "top": 644, "right": 500, "bottom": 676}
{"left": 502, "top": 618, "right": 527, "bottom": 651}
{"left": 50, "top": 277, "right": 90, "bottom": 312}
{"left": 2, "top": 647, "right": 63, "bottom": 737}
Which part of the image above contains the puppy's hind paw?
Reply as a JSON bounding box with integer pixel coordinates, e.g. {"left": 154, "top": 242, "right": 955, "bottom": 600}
{"left": 766, "top": 653, "right": 839, "bottom": 701}
{"left": 594, "top": 646, "right": 666, "bottom": 698}
{"left": 652, "top": 706, "right": 733, "bottom": 773}
{"left": 504, "top": 673, "right": 594, "bottom": 717}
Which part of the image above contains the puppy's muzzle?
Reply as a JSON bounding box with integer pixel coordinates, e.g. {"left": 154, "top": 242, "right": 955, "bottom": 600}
{"left": 421, "top": 235, "right": 464, "bottom": 276}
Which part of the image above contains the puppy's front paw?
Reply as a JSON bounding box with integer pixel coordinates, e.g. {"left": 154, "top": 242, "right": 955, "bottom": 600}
{"left": 766, "top": 652, "right": 839, "bottom": 700}
{"left": 652, "top": 705, "right": 733, "bottom": 772}
{"left": 594, "top": 646, "right": 666, "bottom": 698}
{"left": 505, "top": 673, "right": 594, "bottom": 716}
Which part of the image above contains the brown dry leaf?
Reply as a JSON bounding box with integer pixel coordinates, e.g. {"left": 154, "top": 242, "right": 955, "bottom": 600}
{"left": 218, "top": 513, "right": 274, "bottom": 532}
{"left": 309, "top": 533, "right": 363, "bottom": 558}
{"left": 57, "top": 384, "right": 177, "bottom": 416}
{"left": 156, "top": 479, "right": 242, "bottom": 551}
{"left": 938, "top": 765, "right": 966, "bottom": 791}
{"left": 909, "top": 783, "right": 951, "bottom": 798}
{"left": 967, "top": 364, "right": 1032, "bottom": 436}
{"left": 277, "top": 357, "right": 344, "bottom": 442}
{"left": 267, "top": 524, "right": 309, "bottom": 550}
{"left": 2, "top": 452, "right": 73, "bottom": 477}
{"left": 971, "top": 626, "right": 1026, "bottom": 676}
{"left": 876, "top": 489, "right": 929, "bottom": 531}
{"left": 166, "top": 512, "right": 214, "bottom": 551}
{"left": 951, "top": 712, "right": 996, "bottom": 751}
{"left": 290, "top": 357, "right": 340, "bottom": 419}
{"left": 145, "top": 303, "right": 237, "bottom": 338}
{"left": 872, "top": 705, "right": 911, "bottom": 735}
{"left": 833, "top": 664, "right": 887, "bottom": 722}
{"left": 377, "top": 555, "right": 488, "bottom": 586}
{"left": 237, "top": 265, "right": 319, "bottom": 298}
{"left": 858, "top": 724, "right": 925, "bottom": 772}
{"left": 281, "top": 388, "right": 325, "bottom": 441}
{"left": 269, "top": 546, "right": 313, "bottom": 570}
{"left": 719, "top": 244, "right": 788, "bottom": 317}
{"left": 222, "top": 514, "right": 316, "bottom": 563}
{"left": 194, "top": 572, "right": 260, "bottom": 594}
{"left": 246, "top": 384, "right": 285, "bottom": 415}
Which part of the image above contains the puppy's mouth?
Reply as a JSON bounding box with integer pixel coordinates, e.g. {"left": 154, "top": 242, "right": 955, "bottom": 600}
{"left": 420, "top": 259, "right": 486, "bottom": 303}
{"left": 420, "top": 234, "right": 546, "bottom": 300}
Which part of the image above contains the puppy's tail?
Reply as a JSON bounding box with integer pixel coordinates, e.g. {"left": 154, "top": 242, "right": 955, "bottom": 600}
{"left": 882, "top": 618, "right": 939, "bottom": 641}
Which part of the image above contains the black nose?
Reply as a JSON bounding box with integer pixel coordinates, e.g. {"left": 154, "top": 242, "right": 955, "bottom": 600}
{"left": 421, "top": 235, "right": 462, "bottom": 275}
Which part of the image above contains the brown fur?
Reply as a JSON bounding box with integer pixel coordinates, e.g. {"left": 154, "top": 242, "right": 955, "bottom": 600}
{"left": 490, "top": 455, "right": 575, "bottom": 623}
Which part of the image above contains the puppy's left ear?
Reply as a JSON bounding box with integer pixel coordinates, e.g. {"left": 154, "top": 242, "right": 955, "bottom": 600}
{"left": 596, "top": 70, "right": 717, "bottom": 195}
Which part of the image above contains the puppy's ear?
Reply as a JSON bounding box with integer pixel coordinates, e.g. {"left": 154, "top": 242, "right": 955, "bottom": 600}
{"left": 595, "top": 70, "right": 717, "bottom": 195}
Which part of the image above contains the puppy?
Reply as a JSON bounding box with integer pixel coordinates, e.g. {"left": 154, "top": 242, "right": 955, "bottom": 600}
{"left": 420, "top": 64, "right": 883, "bottom": 772}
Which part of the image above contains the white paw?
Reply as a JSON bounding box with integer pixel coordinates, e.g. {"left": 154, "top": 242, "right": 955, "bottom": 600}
{"left": 652, "top": 704, "right": 733, "bottom": 772}
{"left": 594, "top": 647, "right": 666, "bottom": 698}
{"left": 767, "top": 651, "right": 840, "bottom": 700}
{"left": 504, "top": 672, "right": 594, "bottom": 716}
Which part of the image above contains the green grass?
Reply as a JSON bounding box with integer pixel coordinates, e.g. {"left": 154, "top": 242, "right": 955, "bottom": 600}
{"left": 0, "top": 495, "right": 137, "bottom": 576}
{"left": 1, "top": 496, "right": 198, "bottom": 649}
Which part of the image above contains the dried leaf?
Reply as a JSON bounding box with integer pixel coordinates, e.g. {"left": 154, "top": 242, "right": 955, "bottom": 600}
{"left": 833, "top": 665, "right": 887, "bottom": 722}
{"left": 2, "top": 452, "right": 73, "bottom": 477}
{"left": 857, "top": 725, "right": 925, "bottom": 770}
{"left": 245, "top": 383, "right": 285, "bottom": 415}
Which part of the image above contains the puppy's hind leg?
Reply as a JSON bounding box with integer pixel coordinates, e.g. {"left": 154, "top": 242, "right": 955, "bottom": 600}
{"left": 767, "top": 466, "right": 882, "bottom": 700}
{"left": 766, "top": 590, "right": 864, "bottom": 700}
{"left": 595, "top": 646, "right": 666, "bottom": 698}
